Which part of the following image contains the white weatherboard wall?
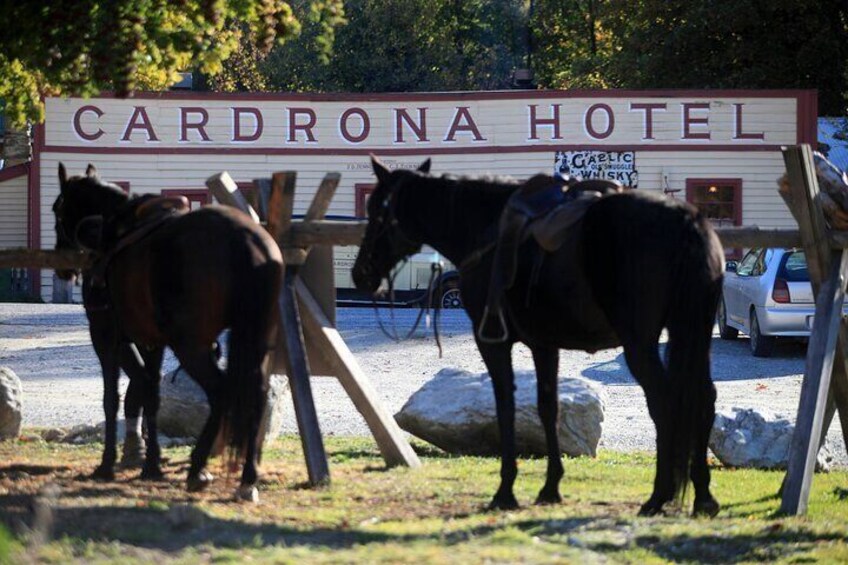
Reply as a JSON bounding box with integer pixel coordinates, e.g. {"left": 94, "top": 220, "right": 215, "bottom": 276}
{"left": 0, "top": 166, "right": 29, "bottom": 249}
{"left": 36, "top": 90, "right": 815, "bottom": 300}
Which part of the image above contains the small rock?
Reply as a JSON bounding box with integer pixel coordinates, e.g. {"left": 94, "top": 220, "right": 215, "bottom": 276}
{"left": 0, "top": 367, "right": 23, "bottom": 440}
{"left": 166, "top": 503, "right": 206, "bottom": 530}
{"left": 42, "top": 428, "right": 67, "bottom": 442}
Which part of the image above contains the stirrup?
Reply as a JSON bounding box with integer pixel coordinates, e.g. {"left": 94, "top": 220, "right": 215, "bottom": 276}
{"left": 477, "top": 305, "right": 509, "bottom": 344}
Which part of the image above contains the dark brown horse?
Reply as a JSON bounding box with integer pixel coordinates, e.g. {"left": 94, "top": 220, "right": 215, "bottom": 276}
{"left": 54, "top": 164, "right": 282, "bottom": 500}
{"left": 353, "top": 157, "right": 725, "bottom": 516}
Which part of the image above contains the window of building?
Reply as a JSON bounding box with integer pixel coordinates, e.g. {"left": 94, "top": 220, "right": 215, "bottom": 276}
{"left": 355, "top": 184, "right": 375, "bottom": 218}
{"left": 686, "top": 178, "right": 742, "bottom": 258}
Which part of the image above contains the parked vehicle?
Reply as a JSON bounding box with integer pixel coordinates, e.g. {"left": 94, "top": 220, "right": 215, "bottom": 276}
{"left": 334, "top": 245, "right": 462, "bottom": 308}
{"left": 718, "top": 247, "right": 848, "bottom": 357}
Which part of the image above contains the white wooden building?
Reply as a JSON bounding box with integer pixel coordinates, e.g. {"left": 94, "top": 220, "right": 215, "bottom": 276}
{"left": 26, "top": 89, "right": 817, "bottom": 300}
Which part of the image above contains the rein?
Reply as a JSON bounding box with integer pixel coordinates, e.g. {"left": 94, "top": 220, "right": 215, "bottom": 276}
{"left": 372, "top": 259, "right": 444, "bottom": 357}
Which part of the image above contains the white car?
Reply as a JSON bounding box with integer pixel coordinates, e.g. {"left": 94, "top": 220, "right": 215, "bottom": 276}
{"left": 717, "top": 248, "right": 839, "bottom": 357}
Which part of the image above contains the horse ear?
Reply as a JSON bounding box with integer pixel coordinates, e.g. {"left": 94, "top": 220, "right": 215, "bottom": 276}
{"left": 417, "top": 158, "right": 431, "bottom": 173}
{"left": 58, "top": 163, "right": 67, "bottom": 191}
{"left": 85, "top": 164, "right": 99, "bottom": 178}
{"left": 370, "top": 154, "right": 390, "bottom": 184}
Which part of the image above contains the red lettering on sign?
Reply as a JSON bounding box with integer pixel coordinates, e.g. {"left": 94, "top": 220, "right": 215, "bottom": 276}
{"left": 682, "top": 103, "right": 711, "bottom": 140}
{"left": 340, "top": 108, "right": 371, "bottom": 143}
{"left": 528, "top": 104, "right": 562, "bottom": 140}
{"left": 73, "top": 105, "right": 105, "bottom": 141}
{"left": 445, "top": 107, "right": 486, "bottom": 142}
{"left": 121, "top": 106, "right": 159, "bottom": 142}
{"left": 179, "top": 107, "right": 211, "bottom": 142}
{"left": 394, "top": 108, "right": 428, "bottom": 143}
{"left": 733, "top": 103, "right": 765, "bottom": 140}
{"left": 629, "top": 102, "right": 667, "bottom": 140}
{"left": 584, "top": 104, "right": 614, "bottom": 139}
{"left": 232, "top": 107, "right": 264, "bottom": 142}
{"left": 288, "top": 108, "right": 317, "bottom": 142}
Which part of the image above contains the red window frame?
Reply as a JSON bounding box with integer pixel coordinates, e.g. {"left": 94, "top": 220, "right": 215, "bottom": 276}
{"left": 113, "top": 181, "right": 131, "bottom": 193}
{"left": 355, "top": 183, "right": 375, "bottom": 218}
{"left": 686, "top": 177, "right": 742, "bottom": 258}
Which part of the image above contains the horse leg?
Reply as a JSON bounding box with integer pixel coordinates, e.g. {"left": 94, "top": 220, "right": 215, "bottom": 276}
{"left": 93, "top": 353, "right": 120, "bottom": 480}
{"left": 532, "top": 346, "right": 563, "bottom": 505}
{"left": 175, "top": 347, "right": 225, "bottom": 492}
{"left": 119, "top": 344, "right": 145, "bottom": 468}
{"left": 623, "top": 344, "right": 675, "bottom": 516}
{"left": 477, "top": 340, "right": 519, "bottom": 510}
{"left": 690, "top": 381, "right": 720, "bottom": 517}
{"left": 135, "top": 346, "right": 165, "bottom": 480}
{"left": 236, "top": 380, "right": 266, "bottom": 503}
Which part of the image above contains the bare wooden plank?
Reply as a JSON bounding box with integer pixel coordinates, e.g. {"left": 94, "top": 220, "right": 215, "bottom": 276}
{"left": 284, "top": 221, "right": 368, "bottom": 247}
{"left": 266, "top": 172, "right": 297, "bottom": 243}
{"left": 206, "top": 172, "right": 261, "bottom": 223}
{"left": 781, "top": 248, "right": 848, "bottom": 515}
{"left": 277, "top": 267, "right": 330, "bottom": 486}
{"left": 782, "top": 146, "right": 830, "bottom": 288}
{"left": 712, "top": 227, "right": 802, "bottom": 249}
{"left": 304, "top": 173, "right": 341, "bottom": 222}
{"left": 252, "top": 178, "right": 272, "bottom": 222}
{"left": 0, "top": 248, "right": 91, "bottom": 270}
{"left": 296, "top": 277, "right": 421, "bottom": 469}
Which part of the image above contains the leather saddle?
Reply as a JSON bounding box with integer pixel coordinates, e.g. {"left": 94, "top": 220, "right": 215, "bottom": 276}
{"left": 85, "top": 195, "right": 191, "bottom": 310}
{"left": 478, "top": 175, "right": 623, "bottom": 343}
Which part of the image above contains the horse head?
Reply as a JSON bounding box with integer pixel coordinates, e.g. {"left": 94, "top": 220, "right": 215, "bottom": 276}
{"left": 53, "top": 163, "right": 130, "bottom": 279}
{"left": 351, "top": 156, "right": 431, "bottom": 293}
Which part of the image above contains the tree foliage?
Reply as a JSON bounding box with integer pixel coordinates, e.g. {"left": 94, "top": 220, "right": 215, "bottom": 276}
{"left": 0, "top": 0, "right": 343, "bottom": 126}
{"left": 263, "top": 0, "right": 527, "bottom": 93}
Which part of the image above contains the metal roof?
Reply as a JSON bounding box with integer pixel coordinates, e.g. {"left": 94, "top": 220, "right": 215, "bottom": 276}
{"left": 819, "top": 117, "right": 848, "bottom": 173}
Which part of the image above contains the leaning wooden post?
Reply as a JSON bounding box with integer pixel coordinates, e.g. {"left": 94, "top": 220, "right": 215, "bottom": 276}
{"left": 271, "top": 171, "right": 331, "bottom": 486}
{"left": 780, "top": 145, "right": 848, "bottom": 515}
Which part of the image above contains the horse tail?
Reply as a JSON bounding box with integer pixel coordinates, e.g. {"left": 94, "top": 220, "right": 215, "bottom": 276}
{"left": 664, "top": 215, "right": 723, "bottom": 502}
{"left": 222, "top": 255, "right": 282, "bottom": 468}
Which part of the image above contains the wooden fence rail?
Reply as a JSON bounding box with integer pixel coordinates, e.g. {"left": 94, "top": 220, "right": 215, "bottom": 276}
{"left": 4, "top": 224, "right": 848, "bottom": 270}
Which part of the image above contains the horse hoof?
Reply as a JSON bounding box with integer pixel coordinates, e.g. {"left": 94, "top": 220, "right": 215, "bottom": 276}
{"left": 638, "top": 499, "right": 668, "bottom": 517}
{"left": 488, "top": 494, "right": 520, "bottom": 511}
{"left": 693, "top": 497, "right": 720, "bottom": 518}
{"left": 120, "top": 436, "right": 146, "bottom": 468}
{"left": 186, "top": 469, "right": 214, "bottom": 492}
{"left": 236, "top": 485, "right": 259, "bottom": 503}
{"left": 535, "top": 490, "right": 562, "bottom": 506}
{"left": 91, "top": 465, "right": 115, "bottom": 481}
{"left": 141, "top": 465, "right": 165, "bottom": 481}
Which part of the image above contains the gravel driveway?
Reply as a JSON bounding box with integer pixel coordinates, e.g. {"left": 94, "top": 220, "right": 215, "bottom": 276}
{"left": 1, "top": 302, "right": 845, "bottom": 466}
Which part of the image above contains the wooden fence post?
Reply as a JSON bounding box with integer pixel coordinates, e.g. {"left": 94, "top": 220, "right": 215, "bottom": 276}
{"left": 779, "top": 145, "right": 848, "bottom": 514}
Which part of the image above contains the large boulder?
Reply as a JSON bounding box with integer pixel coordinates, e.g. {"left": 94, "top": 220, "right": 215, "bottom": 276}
{"left": 709, "top": 407, "right": 833, "bottom": 470}
{"left": 0, "top": 367, "right": 23, "bottom": 440}
{"left": 395, "top": 367, "right": 604, "bottom": 457}
{"left": 158, "top": 369, "right": 290, "bottom": 445}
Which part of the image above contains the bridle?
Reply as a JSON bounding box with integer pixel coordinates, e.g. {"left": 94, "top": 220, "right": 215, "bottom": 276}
{"left": 363, "top": 183, "right": 445, "bottom": 356}
{"left": 54, "top": 193, "right": 104, "bottom": 252}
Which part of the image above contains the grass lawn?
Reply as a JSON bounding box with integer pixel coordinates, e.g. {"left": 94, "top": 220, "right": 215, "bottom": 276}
{"left": 1, "top": 434, "right": 847, "bottom": 564}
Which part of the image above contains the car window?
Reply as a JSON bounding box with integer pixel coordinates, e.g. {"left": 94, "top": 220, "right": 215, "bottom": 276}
{"left": 736, "top": 248, "right": 762, "bottom": 277}
{"left": 751, "top": 249, "right": 769, "bottom": 276}
{"left": 778, "top": 251, "right": 809, "bottom": 282}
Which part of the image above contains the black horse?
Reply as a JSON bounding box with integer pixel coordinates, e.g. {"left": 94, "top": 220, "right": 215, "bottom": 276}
{"left": 54, "top": 164, "right": 282, "bottom": 500}
{"left": 353, "top": 157, "right": 725, "bottom": 516}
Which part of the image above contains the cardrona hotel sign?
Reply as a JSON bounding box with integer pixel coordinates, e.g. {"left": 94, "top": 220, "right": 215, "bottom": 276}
{"left": 46, "top": 92, "right": 795, "bottom": 153}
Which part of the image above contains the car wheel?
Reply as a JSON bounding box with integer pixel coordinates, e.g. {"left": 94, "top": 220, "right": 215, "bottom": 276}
{"left": 437, "top": 277, "right": 463, "bottom": 309}
{"left": 749, "top": 309, "right": 775, "bottom": 357}
{"left": 717, "top": 298, "right": 738, "bottom": 340}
